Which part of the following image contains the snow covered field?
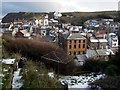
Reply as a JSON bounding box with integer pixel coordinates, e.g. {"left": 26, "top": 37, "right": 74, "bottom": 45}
{"left": 59, "top": 73, "right": 105, "bottom": 89}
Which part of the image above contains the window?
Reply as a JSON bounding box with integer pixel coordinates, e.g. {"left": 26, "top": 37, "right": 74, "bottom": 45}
{"left": 70, "top": 40, "right": 72, "bottom": 44}
{"left": 69, "top": 45, "right": 71, "bottom": 49}
{"left": 74, "top": 40, "right": 76, "bottom": 43}
{"left": 69, "top": 52, "right": 71, "bottom": 55}
{"left": 74, "top": 45, "right": 76, "bottom": 48}
{"left": 83, "top": 40, "right": 85, "bottom": 43}
{"left": 74, "top": 52, "right": 76, "bottom": 55}
{"left": 79, "top": 44, "right": 81, "bottom": 48}
{"left": 79, "top": 40, "right": 81, "bottom": 43}
{"left": 83, "top": 44, "right": 85, "bottom": 48}
{"left": 78, "top": 51, "right": 81, "bottom": 54}
{"left": 81, "top": 52, "right": 83, "bottom": 54}
{"left": 83, "top": 51, "right": 86, "bottom": 54}
{"left": 113, "top": 40, "right": 117, "bottom": 42}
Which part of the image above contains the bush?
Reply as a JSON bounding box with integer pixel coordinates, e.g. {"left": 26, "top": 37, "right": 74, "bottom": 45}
{"left": 21, "top": 61, "right": 63, "bottom": 88}
{"left": 92, "top": 76, "right": 120, "bottom": 89}
{"left": 105, "top": 65, "right": 118, "bottom": 76}
{"left": 82, "top": 60, "right": 107, "bottom": 73}
{"left": 3, "top": 37, "right": 64, "bottom": 59}
{"left": 3, "top": 36, "right": 75, "bottom": 75}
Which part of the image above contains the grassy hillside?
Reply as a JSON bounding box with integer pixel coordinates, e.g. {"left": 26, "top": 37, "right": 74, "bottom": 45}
{"left": 60, "top": 11, "right": 119, "bottom": 25}
{"left": 2, "top": 11, "right": 119, "bottom": 24}
{"left": 62, "top": 11, "right": 118, "bottom": 17}
{"left": 2, "top": 12, "right": 48, "bottom": 23}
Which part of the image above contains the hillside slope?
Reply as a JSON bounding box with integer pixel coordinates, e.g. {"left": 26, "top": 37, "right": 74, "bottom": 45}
{"left": 2, "top": 11, "right": 119, "bottom": 24}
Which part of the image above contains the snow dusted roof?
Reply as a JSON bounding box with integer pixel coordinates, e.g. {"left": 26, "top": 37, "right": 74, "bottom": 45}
{"left": 98, "top": 39, "right": 108, "bottom": 43}
{"left": 67, "top": 33, "right": 86, "bottom": 40}
{"left": 86, "top": 50, "right": 98, "bottom": 58}
{"left": 90, "top": 39, "right": 99, "bottom": 42}
{"left": 96, "top": 49, "right": 111, "bottom": 56}
{"left": 76, "top": 55, "right": 87, "bottom": 62}
{"left": 59, "top": 29, "right": 63, "bottom": 33}
{"left": 109, "top": 33, "right": 116, "bottom": 36}
{"left": 2, "top": 59, "right": 15, "bottom": 64}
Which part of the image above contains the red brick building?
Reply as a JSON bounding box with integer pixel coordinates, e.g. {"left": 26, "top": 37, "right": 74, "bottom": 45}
{"left": 67, "top": 33, "right": 87, "bottom": 56}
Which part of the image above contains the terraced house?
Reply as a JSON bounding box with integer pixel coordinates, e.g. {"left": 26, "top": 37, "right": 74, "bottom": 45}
{"left": 67, "top": 33, "right": 87, "bottom": 56}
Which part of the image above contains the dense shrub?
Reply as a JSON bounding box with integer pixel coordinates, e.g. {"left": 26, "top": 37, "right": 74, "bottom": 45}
{"left": 3, "top": 36, "right": 64, "bottom": 59}
{"left": 82, "top": 60, "right": 108, "bottom": 73}
{"left": 3, "top": 36, "right": 75, "bottom": 75}
{"left": 105, "top": 65, "right": 118, "bottom": 76}
{"left": 92, "top": 76, "right": 120, "bottom": 90}
{"left": 21, "top": 61, "right": 64, "bottom": 88}
{"left": 82, "top": 51, "right": 120, "bottom": 76}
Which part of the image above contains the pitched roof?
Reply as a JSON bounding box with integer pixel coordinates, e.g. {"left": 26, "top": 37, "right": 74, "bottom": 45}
{"left": 98, "top": 39, "right": 108, "bottom": 43}
{"left": 67, "top": 33, "right": 86, "bottom": 40}
{"left": 86, "top": 50, "right": 98, "bottom": 58}
{"left": 41, "top": 51, "right": 73, "bottom": 64}
{"left": 96, "top": 49, "right": 110, "bottom": 56}
{"left": 90, "top": 39, "right": 99, "bottom": 42}
{"left": 76, "top": 55, "right": 87, "bottom": 61}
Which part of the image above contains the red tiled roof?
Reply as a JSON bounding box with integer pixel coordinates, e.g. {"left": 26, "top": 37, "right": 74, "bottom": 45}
{"left": 96, "top": 30, "right": 106, "bottom": 34}
{"left": 36, "top": 34, "right": 43, "bottom": 38}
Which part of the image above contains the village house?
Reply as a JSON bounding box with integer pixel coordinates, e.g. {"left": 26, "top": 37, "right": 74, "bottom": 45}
{"left": 98, "top": 39, "right": 108, "bottom": 49}
{"left": 69, "top": 26, "right": 80, "bottom": 33}
{"left": 40, "top": 26, "right": 47, "bottom": 36}
{"left": 14, "top": 30, "right": 31, "bottom": 38}
{"left": 14, "top": 30, "right": 24, "bottom": 38}
{"left": 95, "top": 29, "right": 107, "bottom": 39}
{"left": 36, "top": 14, "right": 49, "bottom": 26}
{"left": 14, "top": 19, "right": 24, "bottom": 26}
{"left": 2, "top": 23, "right": 14, "bottom": 31}
{"left": 102, "top": 19, "right": 114, "bottom": 25}
{"left": 86, "top": 49, "right": 114, "bottom": 61}
{"left": 74, "top": 54, "right": 87, "bottom": 66}
{"left": 53, "top": 12, "right": 62, "bottom": 19}
{"left": 2, "top": 23, "right": 13, "bottom": 37}
{"left": 110, "top": 22, "right": 119, "bottom": 33}
{"left": 96, "top": 49, "right": 114, "bottom": 61}
{"left": 86, "top": 49, "right": 98, "bottom": 60}
{"left": 67, "top": 33, "right": 87, "bottom": 56}
{"left": 84, "top": 19, "right": 98, "bottom": 28}
{"left": 89, "top": 38, "right": 108, "bottom": 49}
{"left": 89, "top": 39, "right": 99, "bottom": 49}
{"left": 38, "top": 19, "right": 44, "bottom": 26}
{"left": 108, "top": 33, "right": 118, "bottom": 48}
{"left": 49, "top": 19, "right": 58, "bottom": 27}
{"left": 59, "top": 29, "right": 70, "bottom": 50}
{"left": 43, "top": 14, "right": 49, "bottom": 26}
{"left": 74, "top": 48, "right": 115, "bottom": 66}
{"left": 111, "top": 37, "right": 119, "bottom": 47}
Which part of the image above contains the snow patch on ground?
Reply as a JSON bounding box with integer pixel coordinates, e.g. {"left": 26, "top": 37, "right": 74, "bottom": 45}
{"left": 2, "top": 59, "right": 15, "bottom": 65}
{"left": 59, "top": 73, "right": 105, "bottom": 89}
{"left": 0, "top": 74, "right": 4, "bottom": 77}
{"left": 12, "top": 68, "right": 23, "bottom": 89}
{"left": 48, "top": 72, "right": 54, "bottom": 78}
